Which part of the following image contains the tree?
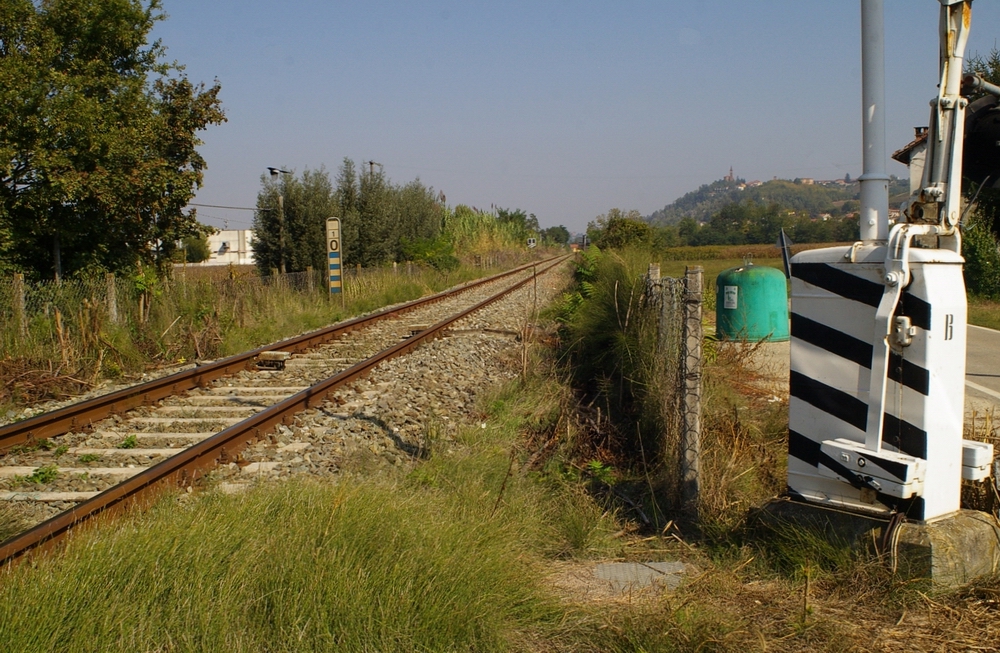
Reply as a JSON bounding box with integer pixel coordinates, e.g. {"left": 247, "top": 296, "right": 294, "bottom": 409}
{"left": 542, "top": 225, "right": 570, "bottom": 244}
{"left": 963, "top": 217, "right": 1000, "bottom": 298}
{"left": 963, "top": 46, "right": 1000, "bottom": 291}
{"left": 256, "top": 159, "right": 447, "bottom": 272}
{"left": 181, "top": 233, "right": 211, "bottom": 263}
{"left": 0, "top": 0, "right": 225, "bottom": 280}
{"left": 496, "top": 207, "right": 538, "bottom": 241}
{"left": 253, "top": 167, "right": 337, "bottom": 274}
{"left": 355, "top": 165, "right": 396, "bottom": 266}
{"left": 392, "top": 178, "right": 445, "bottom": 261}
{"left": 335, "top": 158, "right": 361, "bottom": 266}
{"left": 589, "top": 208, "right": 651, "bottom": 249}
{"left": 965, "top": 47, "right": 1000, "bottom": 238}
{"left": 676, "top": 217, "right": 699, "bottom": 245}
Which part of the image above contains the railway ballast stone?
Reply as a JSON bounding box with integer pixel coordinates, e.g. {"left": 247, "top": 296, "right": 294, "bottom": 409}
{"left": 209, "top": 264, "right": 568, "bottom": 488}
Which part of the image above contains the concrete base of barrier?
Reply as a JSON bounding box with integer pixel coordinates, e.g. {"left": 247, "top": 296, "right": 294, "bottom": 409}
{"left": 892, "top": 510, "right": 1000, "bottom": 586}
{"left": 752, "top": 498, "right": 1000, "bottom": 587}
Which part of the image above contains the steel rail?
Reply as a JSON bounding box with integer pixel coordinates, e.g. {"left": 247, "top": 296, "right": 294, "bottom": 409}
{"left": 0, "top": 256, "right": 563, "bottom": 452}
{"left": 0, "top": 256, "right": 567, "bottom": 566}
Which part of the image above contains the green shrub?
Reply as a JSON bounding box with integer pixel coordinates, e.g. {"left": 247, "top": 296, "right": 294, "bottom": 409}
{"left": 962, "top": 217, "right": 1000, "bottom": 298}
{"left": 400, "top": 235, "right": 460, "bottom": 271}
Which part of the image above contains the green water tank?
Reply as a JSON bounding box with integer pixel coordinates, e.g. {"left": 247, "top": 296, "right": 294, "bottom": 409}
{"left": 715, "top": 262, "right": 789, "bottom": 341}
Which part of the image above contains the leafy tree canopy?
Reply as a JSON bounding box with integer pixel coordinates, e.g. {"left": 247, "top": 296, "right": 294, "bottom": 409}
{"left": 254, "top": 159, "right": 446, "bottom": 273}
{"left": 588, "top": 209, "right": 652, "bottom": 250}
{"left": 961, "top": 46, "right": 1000, "bottom": 295}
{"left": 0, "top": 0, "right": 225, "bottom": 280}
{"left": 495, "top": 207, "right": 540, "bottom": 237}
{"left": 180, "top": 232, "right": 212, "bottom": 263}
{"left": 253, "top": 166, "right": 338, "bottom": 274}
{"left": 542, "top": 224, "right": 570, "bottom": 245}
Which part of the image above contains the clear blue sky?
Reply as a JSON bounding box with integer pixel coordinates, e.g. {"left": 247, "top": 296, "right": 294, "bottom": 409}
{"left": 154, "top": 1, "right": 1000, "bottom": 233}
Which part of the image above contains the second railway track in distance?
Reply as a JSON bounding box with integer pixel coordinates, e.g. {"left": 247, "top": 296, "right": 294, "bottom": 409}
{"left": 0, "top": 256, "right": 571, "bottom": 565}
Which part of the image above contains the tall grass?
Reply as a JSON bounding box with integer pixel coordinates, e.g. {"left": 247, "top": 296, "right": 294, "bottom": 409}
{"left": 0, "top": 480, "right": 554, "bottom": 652}
{"left": 556, "top": 247, "right": 684, "bottom": 505}
{"left": 0, "top": 257, "right": 531, "bottom": 410}
{"left": 556, "top": 246, "right": 788, "bottom": 531}
{"left": 443, "top": 207, "right": 525, "bottom": 256}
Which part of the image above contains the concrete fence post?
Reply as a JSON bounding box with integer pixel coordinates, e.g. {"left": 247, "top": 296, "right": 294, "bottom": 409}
{"left": 106, "top": 273, "right": 119, "bottom": 324}
{"left": 14, "top": 272, "right": 27, "bottom": 340}
{"left": 681, "top": 265, "right": 703, "bottom": 520}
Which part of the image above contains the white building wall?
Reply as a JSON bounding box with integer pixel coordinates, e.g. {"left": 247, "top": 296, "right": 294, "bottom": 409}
{"left": 203, "top": 229, "right": 256, "bottom": 266}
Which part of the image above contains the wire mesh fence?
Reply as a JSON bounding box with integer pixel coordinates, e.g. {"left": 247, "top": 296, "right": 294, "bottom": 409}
{"left": 643, "top": 264, "right": 703, "bottom": 518}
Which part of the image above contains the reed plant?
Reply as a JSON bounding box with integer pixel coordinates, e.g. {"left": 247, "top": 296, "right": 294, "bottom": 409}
{"left": 443, "top": 206, "right": 526, "bottom": 256}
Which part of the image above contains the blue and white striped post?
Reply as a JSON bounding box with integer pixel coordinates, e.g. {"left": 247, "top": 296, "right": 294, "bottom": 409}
{"left": 326, "top": 217, "right": 344, "bottom": 305}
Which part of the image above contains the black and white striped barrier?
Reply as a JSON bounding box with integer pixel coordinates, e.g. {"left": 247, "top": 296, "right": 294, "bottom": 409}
{"left": 787, "top": 243, "right": 991, "bottom": 522}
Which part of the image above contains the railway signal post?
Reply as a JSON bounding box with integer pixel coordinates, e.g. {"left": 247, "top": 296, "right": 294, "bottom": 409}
{"left": 327, "top": 217, "right": 345, "bottom": 308}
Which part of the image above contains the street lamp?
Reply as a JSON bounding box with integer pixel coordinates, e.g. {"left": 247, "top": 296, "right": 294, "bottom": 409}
{"left": 268, "top": 167, "right": 292, "bottom": 273}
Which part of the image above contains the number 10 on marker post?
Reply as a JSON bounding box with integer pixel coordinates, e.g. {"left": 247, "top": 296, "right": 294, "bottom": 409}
{"left": 326, "top": 217, "right": 344, "bottom": 306}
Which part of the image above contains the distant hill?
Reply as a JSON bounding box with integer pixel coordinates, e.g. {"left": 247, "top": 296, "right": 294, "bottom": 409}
{"left": 646, "top": 179, "right": 745, "bottom": 225}
{"left": 645, "top": 177, "right": 913, "bottom": 226}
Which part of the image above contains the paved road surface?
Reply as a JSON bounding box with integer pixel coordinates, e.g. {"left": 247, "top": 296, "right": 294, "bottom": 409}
{"left": 751, "top": 324, "right": 1000, "bottom": 417}
{"left": 965, "top": 325, "right": 1000, "bottom": 415}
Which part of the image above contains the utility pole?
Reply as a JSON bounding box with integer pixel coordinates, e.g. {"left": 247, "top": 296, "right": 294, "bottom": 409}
{"left": 359, "top": 161, "right": 382, "bottom": 266}
{"left": 268, "top": 167, "right": 292, "bottom": 274}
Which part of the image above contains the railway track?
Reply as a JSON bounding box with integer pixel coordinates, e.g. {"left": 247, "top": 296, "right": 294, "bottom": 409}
{"left": 0, "top": 255, "right": 570, "bottom": 565}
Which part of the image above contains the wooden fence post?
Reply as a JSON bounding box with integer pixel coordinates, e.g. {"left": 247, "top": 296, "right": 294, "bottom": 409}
{"left": 14, "top": 272, "right": 27, "bottom": 340}
{"left": 681, "top": 266, "right": 703, "bottom": 520}
{"left": 106, "top": 273, "right": 119, "bottom": 324}
{"left": 306, "top": 266, "right": 314, "bottom": 292}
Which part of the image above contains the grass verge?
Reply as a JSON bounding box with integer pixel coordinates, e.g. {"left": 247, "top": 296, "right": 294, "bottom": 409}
{"left": 969, "top": 296, "right": 1000, "bottom": 330}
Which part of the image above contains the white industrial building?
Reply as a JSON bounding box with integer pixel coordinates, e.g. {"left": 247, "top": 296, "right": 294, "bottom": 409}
{"left": 201, "top": 229, "right": 255, "bottom": 266}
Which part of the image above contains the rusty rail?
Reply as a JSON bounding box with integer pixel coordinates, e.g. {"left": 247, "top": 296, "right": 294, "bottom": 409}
{"left": 0, "top": 256, "right": 562, "bottom": 451}
{"left": 0, "top": 256, "right": 568, "bottom": 566}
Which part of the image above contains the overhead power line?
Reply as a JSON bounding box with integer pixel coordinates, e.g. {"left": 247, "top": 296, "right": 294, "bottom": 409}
{"left": 188, "top": 202, "right": 273, "bottom": 211}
